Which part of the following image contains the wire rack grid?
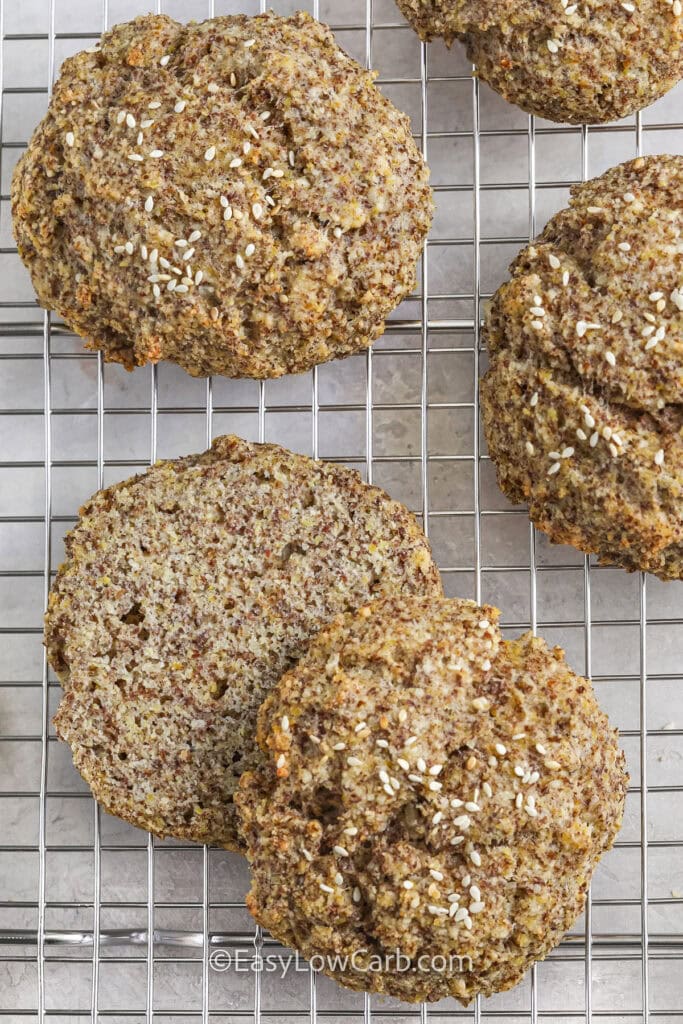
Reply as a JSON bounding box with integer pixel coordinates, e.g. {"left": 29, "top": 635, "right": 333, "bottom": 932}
{"left": 0, "top": 0, "right": 682, "bottom": 1020}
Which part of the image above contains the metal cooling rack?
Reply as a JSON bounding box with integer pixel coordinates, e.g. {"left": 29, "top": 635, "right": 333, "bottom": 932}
{"left": 1, "top": 0, "right": 682, "bottom": 1019}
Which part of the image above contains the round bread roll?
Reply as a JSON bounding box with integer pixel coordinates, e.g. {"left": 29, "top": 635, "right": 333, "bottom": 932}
{"left": 12, "top": 11, "right": 432, "bottom": 378}
{"left": 46, "top": 436, "right": 441, "bottom": 850}
{"left": 236, "top": 595, "right": 627, "bottom": 1004}
{"left": 394, "top": 0, "right": 683, "bottom": 125}
{"left": 481, "top": 155, "right": 682, "bottom": 580}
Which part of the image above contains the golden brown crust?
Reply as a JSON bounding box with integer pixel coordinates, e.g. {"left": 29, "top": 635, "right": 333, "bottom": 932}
{"left": 236, "top": 594, "right": 627, "bottom": 1003}
{"left": 11, "top": 11, "right": 432, "bottom": 378}
{"left": 394, "top": 0, "right": 683, "bottom": 124}
{"left": 481, "top": 156, "right": 683, "bottom": 580}
{"left": 46, "top": 436, "right": 442, "bottom": 849}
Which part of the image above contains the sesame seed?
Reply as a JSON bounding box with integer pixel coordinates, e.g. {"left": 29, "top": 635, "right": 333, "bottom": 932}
{"left": 379, "top": 769, "right": 390, "bottom": 785}
{"left": 204, "top": 146, "right": 216, "bottom": 161}
{"left": 281, "top": 715, "right": 289, "bottom": 732}
{"left": 301, "top": 847, "right": 313, "bottom": 861}
{"left": 334, "top": 845, "right": 348, "bottom": 857}
{"left": 545, "top": 759, "right": 561, "bottom": 770}
{"left": 453, "top": 815, "right": 471, "bottom": 829}
{"left": 128, "top": 153, "right": 144, "bottom": 162}
{"left": 513, "top": 733, "right": 526, "bottom": 740}
{"left": 584, "top": 412, "right": 595, "bottom": 428}
{"left": 333, "top": 227, "right": 343, "bottom": 239}
{"left": 451, "top": 798, "right": 464, "bottom": 808}
{"left": 618, "top": 241, "right": 631, "bottom": 252}
{"left": 417, "top": 757, "right": 427, "bottom": 773}
{"left": 125, "top": 113, "right": 136, "bottom": 128}
{"left": 514, "top": 765, "right": 525, "bottom": 777}
{"left": 432, "top": 811, "right": 443, "bottom": 825}
{"left": 576, "top": 321, "right": 588, "bottom": 337}
{"left": 623, "top": 192, "right": 635, "bottom": 203}
{"left": 654, "top": 449, "right": 665, "bottom": 466}
{"left": 230, "top": 73, "right": 237, "bottom": 87}
{"left": 428, "top": 780, "right": 442, "bottom": 792}
{"left": 525, "top": 803, "right": 538, "bottom": 817}
{"left": 525, "top": 441, "right": 535, "bottom": 456}
{"left": 482, "top": 782, "right": 493, "bottom": 798}
{"left": 333, "top": 742, "right": 346, "bottom": 751}
{"left": 548, "top": 254, "right": 561, "bottom": 269}
{"left": 590, "top": 432, "right": 599, "bottom": 447}
{"left": 148, "top": 101, "right": 161, "bottom": 109}
{"left": 408, "top": 774, "right": 422, "bottom": 783}
{"left": 397, "top": 757, "right": 410, "bottom": 771}
{"left": 383, "top": 784, "right": 394, "bottom": 797}
{"left": 243, "top": 141, "right": 251, "bottom": 155}
{"left": 159, "top": 54, "right": 171, "bottom": 67}
{"left": 469, "top": 901, "right": 485, "bottom": 914}
{"left": 398, "top": 708, "right": 408, "bottom": 723}
{"left": 344, "top": 826, "right": 358, "bottom": 836}
{"left": 188, "top": 230, "right": 201, "bottom": 244}
{"left": 536, "top": 743, "right": 547, "bottom": 755}
{"left": 454, "top": 907, "right": 469, "bottom": 922}
{"left": 405, "top": 735, "right": 418, "bottom": 747}
{"left": 353, "top": 887, "right": 361, "bottom": 902}
{"left": 149, "top": 249, "right": 158, "bottom": 263}
{"left": 245, "top": 243, "right": 255, "bottom": 258}
{"left": 450, "top": 836, "right": 465, "bottom": 846}
{"left": 230, "top": 157, "right": 242, "bottom": 168}
{"left": 429, "top": 764, "right": 443, "bottom": 776}
{"left": 144, "top": 195, "right": 154, "bottom": 213}
{"left": 124, "top": 241, "right": 134, "bottom": 255}
{"left": 347, "top": 756, "right": 362, "bottom": 767}
{"left": 428, "top": 904, "right": 448, "bottom": 916}
{"left": 152, "top": 284, "right": 161, "bottom": 299}
{"left": 515, "top": 792, "right": 524, "bottom": 809}
{"left": 674, "top": 0, "right": 682, "bottom": 13}
{"left": 622, "top": 2, "right": 635, "bottom": 10}
{"left": 465, "top": 801, "right": 480, "bottom": 813}
{"left": 223, "top": 207, "right": 233, "bottom": 221}
{"left": 207, "top": 82, "right": 219, "bottom": 94}
{"left": 403, "top": 879, "right": 414, "bottom": 889}
{"left": 548, "top": 450, "right": 562, "bottom": 461}
{"left": 466, "top": 755, "right": 477, "bottom": 770}
{"left": 605, "top": 351, "right": 616, "bottom": 367}
{"left": 562, "top": 270, "right": 570, "bottom": 286}
{"left": 469, "top": 850, "right": 482, "bottom": 867}
{"left": 149, "top": 150, "right": 164, "bottom": 159}
{"left": 276, "top": 754, "right": 285, "bottom": 769}
{"left": 609, "top": 443, "right": 618, "bottom": 458}
{"left": 376, "top": 739, "right": 389, "bottom": 749}
{"left": 244, "top": 38, "right": 256, "bottom": 47}
{"left": 159, "top": 257, "right": 170, "bottom": 269}
{"left": 235, "top": 254, "right": 245, "bottom": 270}
{"left": 449, "top": 902, "right": 459, "bottom": 917}
{"left": 174, "top": 100, "right": 187, "bottom": 113}
{"left": 320, "top": 883, "right": 334, "bottom": 894}
{"left": 430, "top": 869, "right": 444, "bottom": 881}
{"left": 561, "top": 446, "right": 574, "bottom": 459}
{"left": 252, "top": 203, "right": 263, "bottom": 219}
{"left": 116, "top": 110, "right": 126, "bottom": 125}
{"left": 472, "top": 696, "right": 490, "bottom": 711}
{"left": 183, "top": 248, "right": 195, "bottom": 261}
{"left": 530, "top": 391, "right": 539, "bottom": 407}
{"left": 587, "top": 206, "right": 604, "bottom": 214}
{"left": 355, "top": 721, "right": 368, "bottom": 733}
{"left": 547, "top": 38, "right": 560, "bottom": 52}
{"left": 548, "top": 462, "right": 561, "bottom": 476}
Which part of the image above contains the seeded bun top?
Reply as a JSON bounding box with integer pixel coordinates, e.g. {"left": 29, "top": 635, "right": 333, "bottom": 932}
{"left": 394, "top": 0, "right": 683, "bottom": 124}
{"left": 47, "top": 436, "right": 442, "bottom": 850}
{"left": 237, "top": 595, "right": 627, "bottom": 1004}
{"left": 12, "top": 11, "right": 432, "bottom": 378}
{"left": 481, "top": 155, "right": 683, "bottom": 580}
